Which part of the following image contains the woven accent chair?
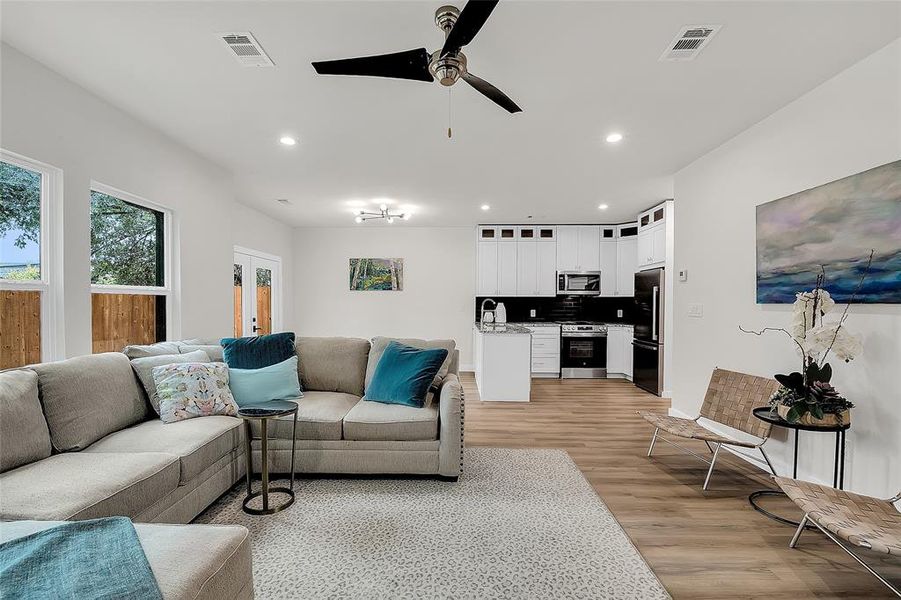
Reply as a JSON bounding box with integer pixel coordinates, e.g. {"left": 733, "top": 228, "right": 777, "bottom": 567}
{"left": 778, "top": 477, "right": 901, "bottom": 596}
{"left": 639, "top": 368, "right": 780, "bottom": 490}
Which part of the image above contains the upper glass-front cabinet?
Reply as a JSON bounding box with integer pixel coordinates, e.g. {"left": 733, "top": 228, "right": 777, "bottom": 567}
{"left": 478, "top": 226, "right": 497, "bottom": 240}
{"left": 638, "top": 203, "right": 667, "bottom": 231}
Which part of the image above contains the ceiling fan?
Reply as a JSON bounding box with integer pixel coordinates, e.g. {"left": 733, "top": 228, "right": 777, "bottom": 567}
{"left": 311, "top": 1, "right": 522, "bottom": 115}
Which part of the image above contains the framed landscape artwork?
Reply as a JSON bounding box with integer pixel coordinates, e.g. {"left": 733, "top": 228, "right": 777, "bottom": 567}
{"left": 349, "top": 258, "right": 404, "bottom": 291}
{"left": 756, "top": 160, "right": 901, "bottom": 304}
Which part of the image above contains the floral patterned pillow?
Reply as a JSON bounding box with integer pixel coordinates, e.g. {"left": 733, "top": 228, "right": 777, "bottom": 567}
{"left": 152, "top": 362, "right": 238, "bottom": 424}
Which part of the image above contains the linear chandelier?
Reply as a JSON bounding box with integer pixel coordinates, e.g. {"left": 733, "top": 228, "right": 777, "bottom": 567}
{"left": 354, "top": 204, "right": 411, "bottom": 224}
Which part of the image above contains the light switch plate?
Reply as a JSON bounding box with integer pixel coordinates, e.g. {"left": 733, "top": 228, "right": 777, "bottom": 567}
{"left": 688, "top": 303, "right": 703, "bottom": 318}
{"left": 617, "top": 309, "right": 623, "bottom": 318}
{"left": 530, "top": 309, "right": 536, "bottom": 318}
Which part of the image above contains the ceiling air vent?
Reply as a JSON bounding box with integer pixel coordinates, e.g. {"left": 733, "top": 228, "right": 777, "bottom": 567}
{"left": 217, "top": 32, "right": 274, "bottom": 67}
{"left": 659, "top": 25, "right": 722, "bottom": 62}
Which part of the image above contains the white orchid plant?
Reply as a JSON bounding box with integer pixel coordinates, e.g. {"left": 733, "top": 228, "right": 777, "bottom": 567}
{"left": 741, "top": 251, "right": 873, "bottom": 424}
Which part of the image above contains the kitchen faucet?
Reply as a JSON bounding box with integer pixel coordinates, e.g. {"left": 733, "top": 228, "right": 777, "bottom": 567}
{"left": 480, "top": 298, "right": 497, "bottom": 324}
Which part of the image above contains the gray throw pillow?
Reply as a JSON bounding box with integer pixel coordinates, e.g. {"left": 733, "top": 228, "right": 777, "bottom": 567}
{"left": 0, "top": 369, "right": 52, "bottom": 473}
{"left": 122, "top": 341, "right": 182, "bottom": 359}
{"left": 130, "top": 350, "right": 210, "bottom": 415}
{"left": 177, "top": 343, "right": 224, "bottom": 362}
{"left": 365, "top": 337, "right": 456, "bottom": 397}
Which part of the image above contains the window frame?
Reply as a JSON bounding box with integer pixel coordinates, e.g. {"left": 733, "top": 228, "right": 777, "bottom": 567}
{"left": 0, "top": 149, "right": 65, "bottom": 362}
{"left": 89, "top": 181, "right": 177, "bottom": 340}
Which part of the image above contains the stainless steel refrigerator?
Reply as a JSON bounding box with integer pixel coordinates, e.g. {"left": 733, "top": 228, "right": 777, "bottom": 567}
{"left": 633, "top": 268, "right": 664, "bottom": 396}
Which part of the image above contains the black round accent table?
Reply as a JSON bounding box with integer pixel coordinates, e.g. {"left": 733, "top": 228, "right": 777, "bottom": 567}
{"left": 238, "top": 400, "right": 298, "bottom": 515}
{"left": 749, "top": 406, "right": 850, "bottom": 527}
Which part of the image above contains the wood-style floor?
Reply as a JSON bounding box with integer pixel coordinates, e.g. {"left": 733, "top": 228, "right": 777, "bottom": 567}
{"left": 462, "top": 374, "right": 900, "bottom": 599}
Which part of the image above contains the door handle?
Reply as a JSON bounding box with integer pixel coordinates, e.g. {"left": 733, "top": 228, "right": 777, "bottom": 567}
{"left": 652, "top": 285, "right": 658, "bottom": 341}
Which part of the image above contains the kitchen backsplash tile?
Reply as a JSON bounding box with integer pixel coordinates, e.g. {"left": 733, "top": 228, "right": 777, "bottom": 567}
{"left": 475, "top": 296, "right": 635, "bottom": 324}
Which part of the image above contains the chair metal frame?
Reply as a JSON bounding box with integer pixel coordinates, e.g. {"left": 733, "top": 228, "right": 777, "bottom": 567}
{"left": 646, "top": 420, "right": 777, "bottom": 491}
{"left": 789, "top": 490, "right": 901, "bottom": 598}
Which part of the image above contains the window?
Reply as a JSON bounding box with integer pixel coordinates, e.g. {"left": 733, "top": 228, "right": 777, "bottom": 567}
{"left": 0, "top": 150, "right": 63, "bottom": 368}
{"left": 90, "top": 184, "right": 171, "bottom": 353}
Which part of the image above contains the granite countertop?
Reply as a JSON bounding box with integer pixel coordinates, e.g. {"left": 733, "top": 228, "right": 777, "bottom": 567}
{"left": 473, "top": 323, "right": 532, "bottom": 335}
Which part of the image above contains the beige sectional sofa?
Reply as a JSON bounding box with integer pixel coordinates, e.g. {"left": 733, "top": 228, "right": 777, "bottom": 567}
{"left": 1, "top": 334, "right": 463, "bottom": 517}
{"left": 0, "top": 335, "right": 463, "bottom": 598}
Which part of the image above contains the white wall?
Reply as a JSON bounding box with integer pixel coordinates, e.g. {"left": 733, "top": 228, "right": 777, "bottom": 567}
{"left": 1, "top": 44, "right": 293, "bottom": 354}
{"left": 294, "top": 227, "right": 475, "bottom": 365}
{"left": 672, "top": 39, "right": 901, "bottom": 497}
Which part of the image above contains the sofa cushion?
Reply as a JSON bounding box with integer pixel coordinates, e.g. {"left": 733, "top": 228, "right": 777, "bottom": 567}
{"left": 0, "top": 521, "right": 253, "bottom": 600}
{"left": 130, "top": 350, "right": 211, "bottom": 415}
{"left": 248, "top": 392, "right": 359, "bottom": 441}
{"left": 221, "top": 332, "right": 295, "bottom": 369}
{"left": 123, "top": 342, "right": 182, "bottom": 359}
{"left": 343, "top": 398, "right": 439, "bottom": 441}
{"left": 364, "top": 342, "right": 449, "bottom": 408}
{"left": 85, "top": 416, "right": 242, "bottom": 484}
{"left": 229, "top": 356, "right": 302, "bottom": 407}
{"left": 0, "top": 369, "right": 52, "bottom": 473}
{"left": 365, "top": 337, "right": 456, "bottom": 393}
{"left": 0, "top": 452, "right": 180, "bottom": 521}
{"left": 296, "top": 337, "right": 369, "bottom": 396}
{"left": 31, "top": 353, "right": 148, "bottom": 452}
{"left": 177, "top": 343, "right": 224, "bottom": 362}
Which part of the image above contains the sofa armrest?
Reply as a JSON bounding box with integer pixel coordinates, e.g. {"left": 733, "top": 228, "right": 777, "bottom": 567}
{"left": 438, "top": 373, "right": 464, "bottom": 478}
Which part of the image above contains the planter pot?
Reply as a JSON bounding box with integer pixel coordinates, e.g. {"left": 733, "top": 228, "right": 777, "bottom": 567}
{"left": 777, "top": 404, "right": 851, "bottom": 427}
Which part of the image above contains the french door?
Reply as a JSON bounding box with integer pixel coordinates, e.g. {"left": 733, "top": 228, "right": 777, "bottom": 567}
{"left": 233, "top": 249, "right": 281, "bottom": 338}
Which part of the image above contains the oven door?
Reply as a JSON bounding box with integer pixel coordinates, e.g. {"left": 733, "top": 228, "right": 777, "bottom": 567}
{"left": 560, "top": 334, "right": 607, "bottom": 378}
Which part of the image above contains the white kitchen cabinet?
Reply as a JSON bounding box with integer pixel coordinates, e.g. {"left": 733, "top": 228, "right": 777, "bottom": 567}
{"left": 606, "top": 326, "right": 634, "bottom": 380}
{"left": 599, "top": 240, "right": 617, "bottom": 296}
{"left": 524, "top": 324, "right": 560, "bottom": 377}
{"left": 577, "top": 226, "right": 601, "bottom": 270}
{"left": 477, "top": 241, "right": 498, "bottom": 295}
{"left": 536, "top": 241, "right": 557, "bottom": 296}
{"left": 556, "top": 226, "right": 600, "bottom": 271}
{"left": 516, "top": 240, "right": 538, "bottom": 296}
{"left": 497, "top": 242, "right": 517, "bottom": 295}
{"left": 556, "top": 226, "right": 579, "bottom": 271}
{"left": 473, "top": 325, "right": 532, "bottom": 401}
{"left": 616, "top": 237, "right": 637, "bottom": 296}
{"left": 652, "top": 224, "right": 666, "bottom": 265}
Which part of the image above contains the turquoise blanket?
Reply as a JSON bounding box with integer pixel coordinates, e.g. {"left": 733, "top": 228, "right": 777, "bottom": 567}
{"left": 0, "top": 517, "right": 163, "bottom": 600}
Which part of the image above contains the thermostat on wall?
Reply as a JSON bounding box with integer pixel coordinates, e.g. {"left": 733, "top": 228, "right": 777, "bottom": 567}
{"left": 678, "top": 269, "right": 688, "bottom": 282}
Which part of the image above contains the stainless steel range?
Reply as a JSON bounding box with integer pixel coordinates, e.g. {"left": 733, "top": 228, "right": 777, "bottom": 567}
{"left": 560, "top": 322, "right": 608, "bottom": 379}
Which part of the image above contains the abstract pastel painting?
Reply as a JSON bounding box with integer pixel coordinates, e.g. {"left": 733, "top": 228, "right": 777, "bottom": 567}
{"left": 349, "top": 258, "right": 404, "bottom": 291}
{"left": 756, "top": 160, "right": 901, "bottom": 304}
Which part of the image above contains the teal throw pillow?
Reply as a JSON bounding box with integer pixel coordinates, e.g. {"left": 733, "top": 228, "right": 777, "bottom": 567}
{"left": 220, "top": 332, "right": 296, "bottom": 369}
{"left": 228, "top": 356, "right": 302, "bottom": 407}
{"left": 364, "top": 341, "right": 448, "bottom": 408}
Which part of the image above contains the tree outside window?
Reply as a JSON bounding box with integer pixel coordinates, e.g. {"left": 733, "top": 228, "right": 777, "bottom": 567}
{"left": 0, "top": 161, "right": 42, "bottom": 280}
{"left": 90, "top": 191, "right": 164, "bottom": 286}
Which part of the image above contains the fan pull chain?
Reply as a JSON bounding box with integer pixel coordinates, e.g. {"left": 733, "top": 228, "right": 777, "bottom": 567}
{"left": 448, "top": 87, "right": 453, "bottom": 139}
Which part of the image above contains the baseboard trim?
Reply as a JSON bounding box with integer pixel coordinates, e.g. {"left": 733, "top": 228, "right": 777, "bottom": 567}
{"left": 459, "top": 364, "right": 474, "bottom": 372}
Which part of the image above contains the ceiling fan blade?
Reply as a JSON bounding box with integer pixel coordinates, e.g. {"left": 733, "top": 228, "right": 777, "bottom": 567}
{"left": 462, "top": 71, "right": 522, "bottom": 113}
{"left": 312, "top": 48, "right": 433, "bottom": 82}
{"left": 440, "top": 0, "right": 500, "bottom": 57}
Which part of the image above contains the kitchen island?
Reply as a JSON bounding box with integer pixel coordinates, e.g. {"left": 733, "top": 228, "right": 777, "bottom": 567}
{"left": 472, "top": 323, "right": 532, "bottom": 402}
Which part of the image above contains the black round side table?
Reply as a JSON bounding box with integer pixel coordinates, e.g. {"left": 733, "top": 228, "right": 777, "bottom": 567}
{"left": 749, "top": 406, "right": 850, "bottom": 526}
{"left": 238, "top": 400, "right": 298, "bottom": 515}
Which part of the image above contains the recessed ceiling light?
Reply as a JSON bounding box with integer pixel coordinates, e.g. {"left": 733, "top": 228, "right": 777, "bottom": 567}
{"left": 480, "top": 204, "right": 490, "bottom": 211}
{"left": 605, "top": 133, "right": 623, "bottom": 143}
{"left": 279, "top": 136, "right": 297, "bottom": 146}
{"left": 598, "top": 203, "right": 609, "bottom": 210}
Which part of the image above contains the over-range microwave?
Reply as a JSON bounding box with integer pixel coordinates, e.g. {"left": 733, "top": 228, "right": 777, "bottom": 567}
{"left": 557, "top": 271, "right": 601, "bottom": 296}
